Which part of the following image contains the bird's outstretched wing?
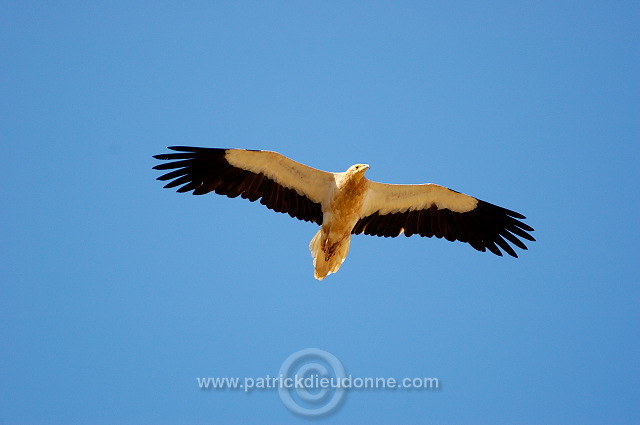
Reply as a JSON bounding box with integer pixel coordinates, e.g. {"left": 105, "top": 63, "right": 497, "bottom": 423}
{"left": 153, "top": 147, "right": 335, "bottom": 224}
{"left": 353, "top": 181, "right": 535, "bottom": 257}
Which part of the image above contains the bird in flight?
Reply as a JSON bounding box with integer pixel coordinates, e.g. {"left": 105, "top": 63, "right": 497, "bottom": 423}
{"left": 153, "top": 147, "right": 535, "bottom": 280}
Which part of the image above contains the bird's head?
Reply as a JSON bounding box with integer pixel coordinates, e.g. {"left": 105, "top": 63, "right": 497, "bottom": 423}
{"left": 347, "top": 163, "right": 370, "bottom": 181}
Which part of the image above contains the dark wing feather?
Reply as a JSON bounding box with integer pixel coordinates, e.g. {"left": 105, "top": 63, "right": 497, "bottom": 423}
{"left": 353, "top": 182, "right": 535, "bottom": 258}
{"left": 153, "top": 147, "right": 329, "bottom": 224}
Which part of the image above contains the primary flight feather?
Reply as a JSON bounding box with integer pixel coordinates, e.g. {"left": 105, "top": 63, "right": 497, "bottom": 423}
{"left": 153, "top": 147, "right": 535, "bottom": 280}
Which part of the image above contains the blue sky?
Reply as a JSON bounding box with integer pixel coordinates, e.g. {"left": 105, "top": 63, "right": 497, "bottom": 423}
{"left": 1, "top": 1, "right": 638, "bottom": 424}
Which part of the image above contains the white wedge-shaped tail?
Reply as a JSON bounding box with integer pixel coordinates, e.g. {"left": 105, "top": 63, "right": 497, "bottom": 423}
{"left": 309, "top": 228, "right": 352, "bottom": 281}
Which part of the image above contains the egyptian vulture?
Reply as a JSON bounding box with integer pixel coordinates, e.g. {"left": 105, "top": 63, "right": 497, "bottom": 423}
{"left": 153, "top": 147, "right": 535, "bottom": 280}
